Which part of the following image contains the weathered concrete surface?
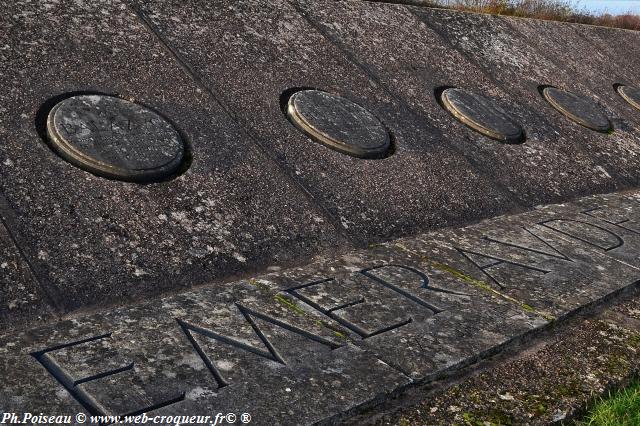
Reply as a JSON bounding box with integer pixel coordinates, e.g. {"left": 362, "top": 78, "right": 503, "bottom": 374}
{"left": 417, "top": 7, "right": 640, "bottom": 184}
{"left": 369, "top": 290, "right": 640, "bottom": 425}
{"left": 134, "top": 0, "right": 518, "bottom": 244}
{"left": 390, "top": 192, "right": 640, "bottom": 317}
{"left": 0, "top": 216, "right": 55, "bottom": 330}
{"left": 1, "top": 278, "right": 410, "bottom": 423}
{"left": 2, "top": 0, "right": 640, "bottom": 322}
{"left": 268, "top": 246, "right": 545, "bottom": 381}
{"left": 296, "top": 0, "right": 640, "bottom": 203}
{"left": 2, "top": 192, "right": 640, "bottom": 423}
{"left": 2, "top": 0, "right": 640, "bottom": 423}
{"left": 0, "top": 0, "right": 341, "bottom": 317}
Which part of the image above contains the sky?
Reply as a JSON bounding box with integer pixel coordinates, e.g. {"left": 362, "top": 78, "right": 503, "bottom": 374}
{"left": 573, "top": 0, "right": 640, "bottom": 14}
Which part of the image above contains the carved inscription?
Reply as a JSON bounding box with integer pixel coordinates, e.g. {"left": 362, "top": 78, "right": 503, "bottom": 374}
{"left": 32, "top": 263, "right": 466, "bottom": 409}
{"left": 455, "top": 215, "right": 628, "bottom": 289}
{"left": 25, "top": 195, "right": 640, "bottom": 415}
{"left": 539, "top": 219, "right": 624, "bottom": 251}
{"left": 582, "top": 207, "right": 640, "bottom": 235}
{"left": 59, "top": 112, "right": 161, "bottom": 137}
{"left": 32, "top": 333, "right": 184, "bottom": 415}
{"left": 456, "top": 246, "right": 552, "bottom": 289}
{"left": 287, "top": 264, "right": 453, "bottom": 338}
{"left": 288, "top": 277, "right": 413, "bottom": 338}
{"left": 177, "top": 303, "right": 343, "bottom": 389}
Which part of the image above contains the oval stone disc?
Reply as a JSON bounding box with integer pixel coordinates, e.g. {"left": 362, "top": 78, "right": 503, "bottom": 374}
{"left": 287, "top": 90, "right": 390, "bottom": 158}
{"left": 542, "top": 87, "right": 611, "bottom": 132}
{"left": 440, "top": 88, "right": 525, "bottom": 143}
{"left": 617, "top": 85, "right": 640, "bottom": 111}
{"left": 47, "top": 95, "right": 184, "bottom": 182}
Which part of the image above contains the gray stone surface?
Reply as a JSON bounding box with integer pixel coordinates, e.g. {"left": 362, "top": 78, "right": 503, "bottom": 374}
{"left": 3, "top": 192, "right": 640, "bottom": 422}
{"left": 0, "top": 278, "right": 410, "bottom": 423}
{"left": 618, "top": 85, "right": 640, "bottom": 111}
{"left": 542, "top": 87, "right": 612, "bottom": 132}
{"left": 3, "top": 1, "right": 640, "bottom": 422}
{"left": 47, "top": 95, "right": 184, "bottom": 182}
{"left": 536, "top": 191, "right": 640, "bottom": 269}
{"left": 488, "top": 14, "right": 640, "bottom": 182}
{"left": 294, "top": 0, "right": 640, "bottom": 207}
{"left": 375, "top": 291, "right": 640, "bottom": 425}
{"left": 440, "top": 88, "right": 525, "bottom": 143}
{"left": 134, "top": 0, "right": 519, "bottom": 243}
{"left": 391, "top": 191, "right": 640, "bottom": 317}
{"left": 0, "top": 0, "right": 341, "bottom": 312}
{"left": 0, "top": 215, "right": 55, "bottom": 331}
{"left": 287, "top": 89, "right": 391, "bottom": 158}
{"left": 268, "top": 246, "right": 546, "bottom": 380}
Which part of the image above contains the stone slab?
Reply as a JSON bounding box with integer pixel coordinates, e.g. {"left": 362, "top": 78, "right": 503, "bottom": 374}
{"left": 0, "top": 278, "right": 410, "bottom": 423}
{"left": 5, "top": 192, "right": 640, "bottom": 422}
{"left": 375, "top": 291, "right": 640, "bottom": 425}
{"left": 391, "top": 191, "right": 640, "bottom": 317}
{"left": 0, "top": 0, "right": 341, "bottom": 312}
{"left": 3, "top": 2, "right": 640, "bottom": 422}
{"left": 489, "top": 14, "right": 640, "bottom": 182}
{"left": 0, "top": 239, "right": 546, "bottom": 422}
{"left": 571, "top": 24, "right": 640, "bottom": 119}
{"left": 133, "top": 0, "right": 519, "bottom": 243}
{"left": 295, "top": 0, "right": 635, "bottom": 204}
{"left": 265, "top": 247, "right": 546, "bottom": 380}
{"left": 510, "top": 16, "right": 640, "bottom": 116}
{"left": 534, "top": 191, "right": 640, "bottom": 269}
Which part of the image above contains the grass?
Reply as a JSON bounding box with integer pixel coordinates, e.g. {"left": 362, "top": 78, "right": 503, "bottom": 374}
{"left": 396, "top": 0, "right": 640, "bottom": 31}
{"left": 579, "top": 380, "right": 640, "bottom": 425}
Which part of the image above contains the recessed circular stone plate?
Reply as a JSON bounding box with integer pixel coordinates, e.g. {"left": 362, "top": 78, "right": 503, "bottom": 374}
{"left": 440, "top": 88, "right": 525, "bottom": 143}
{"left": 287, "top": 90, "right": 390, "bottom": 159}
{"left": 617, "top": 85, "right": 640, "bottom": 111}
{"left": 47, "top": 95, "right": 184, "bottom": 182}
{"left": 542, "top": 87, "right": 611, "bottom": 132}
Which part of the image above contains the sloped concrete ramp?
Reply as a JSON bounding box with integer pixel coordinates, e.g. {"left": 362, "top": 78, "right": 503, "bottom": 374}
{"left": 2, "top": 0, "right": 640, "bottom": 424}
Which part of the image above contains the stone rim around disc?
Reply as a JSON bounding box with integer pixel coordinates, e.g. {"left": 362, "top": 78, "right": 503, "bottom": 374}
{"left": 542, "top": 87, "right": 612, "bottom": 133}
{"left": 617, "top": 85, "right": 640, "bottom": 111}
{"left": 46, "top": 95, "right": 185, "bottom": 182}
{"left": 440, "top": 88, "right": 525, "bottom": 144}
{"left": 286, "top": 90, "right": 391, "bottom": 159}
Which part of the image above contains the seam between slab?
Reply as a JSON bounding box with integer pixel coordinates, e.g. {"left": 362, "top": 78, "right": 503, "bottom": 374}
{"left": 0, "top": 191, "right": 66, "bottom": 316}
{"left": 497, "top": 14, "right": 639, "bottom": 116}
{"left": 289, "top": 0, "right": 527, "bottom": 213}
{"left": 409, "top": 7, "right": 638, "bottom": 191}
{"left": 125, "top": 1, "right": 360, "bottom": 248}
{"left": 408, "top": 7, "right": 613, "bottom": 192}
